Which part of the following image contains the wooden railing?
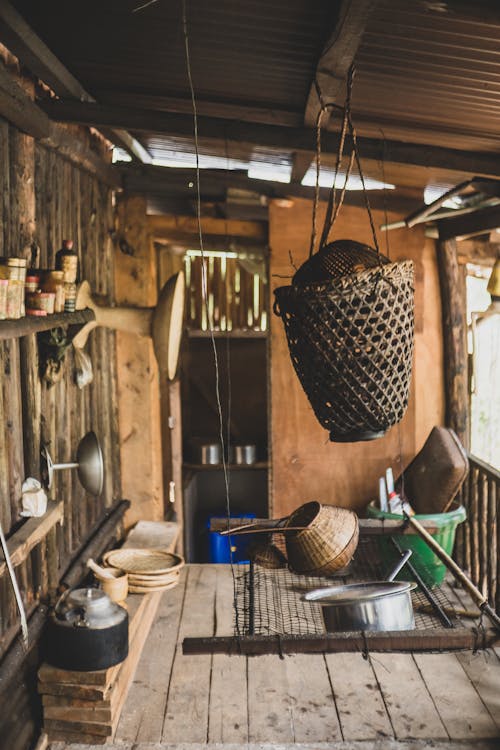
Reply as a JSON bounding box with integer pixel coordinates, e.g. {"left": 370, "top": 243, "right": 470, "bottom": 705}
{"left": 455, "top": 455, "right": 500, "bottom": 611}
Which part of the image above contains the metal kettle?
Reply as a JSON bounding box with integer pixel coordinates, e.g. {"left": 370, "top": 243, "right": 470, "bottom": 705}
{"left": 46, "top": 587, "right": 129, "bottom": 671}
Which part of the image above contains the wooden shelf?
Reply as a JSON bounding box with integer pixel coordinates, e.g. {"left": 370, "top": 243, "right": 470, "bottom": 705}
{"left": 187, "top": 328, "right": 267, "bottom": 339}
{"left": 0, "top": 501, "right": 63, "bottom": 577}
{"left": 183, "top": 462, "right": 269, "bottom": 472}
{"left": 0, "top": 309, "right": 95, "bottom": 341}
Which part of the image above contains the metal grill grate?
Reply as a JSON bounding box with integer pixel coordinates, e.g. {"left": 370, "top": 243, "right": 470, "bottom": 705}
{"left": 233, "top": 537, "right": 466, "bottom": 636}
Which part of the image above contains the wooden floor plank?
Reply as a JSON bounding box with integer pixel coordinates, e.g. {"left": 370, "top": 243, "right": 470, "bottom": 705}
{"left": 208, "top": 652, "right": 248, "bottom": 744}
{"left": 114, "top": 570, "right": 187, "bottom": 743}
{"left": 47, "top": 740, "right": 500, "bottom": 749}
{"left": 162, "top": 566, "right": 216, "bottom": 743}
{"left": 325, "top": 652, "right": 393, "bottom": 741}
{"left": 208, "top": 565, "right": 248, "bottom": 744}
{"left": 416, "top": 651, "right": 499, "bottom": 738}
{"left": 456, "top": 649, "right": 500, "bottom": 731}
{"left": 370, "top": 653, "right": 448, "bottom": 739}
{"left": 284, "top": 654, "right": 342, "bottom": 742}
{"left": 247, "top": 654, "right": 294, "bottom": 743}
{"left": 58, "top": 566, "right": 500, "bottom": 749}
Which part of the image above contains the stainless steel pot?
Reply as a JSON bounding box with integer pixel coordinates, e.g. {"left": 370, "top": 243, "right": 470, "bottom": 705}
{"left": 303, "top": 550, "right": 416, "bottom": 632}
{"left": 230, "top": 444, "right": 257, "bottom": 465}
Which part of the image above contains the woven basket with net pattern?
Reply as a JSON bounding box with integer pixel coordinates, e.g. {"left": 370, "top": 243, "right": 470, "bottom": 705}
{"left": 274, "top": 243, "right": 414, "bottom": 442}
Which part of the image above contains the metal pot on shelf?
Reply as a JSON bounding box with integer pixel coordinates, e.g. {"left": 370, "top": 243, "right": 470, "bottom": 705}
{"left": 303, "top": 550, "right": 416, "bottom": 632}
{"left": 45, "top": 587, "right": 128, "bottom": 671}
{"left": 229, "top": 444, "right": 257, "bottom": 465}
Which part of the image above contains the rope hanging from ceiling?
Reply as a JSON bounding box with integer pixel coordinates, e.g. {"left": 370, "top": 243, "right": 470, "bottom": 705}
{"left": 274, "top": 67, "right": 415, "bottom": 443}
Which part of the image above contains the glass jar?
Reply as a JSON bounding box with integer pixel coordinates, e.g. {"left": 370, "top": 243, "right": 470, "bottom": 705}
{"left": 64, "top": 282, "right": 77, "bottom": 312}
{"left": 0, "top": 279, "right": 8, "bottom": 319}
{"left": 41, "top": 270, "right": 65, "bottom": 313}
{"left": 56, "top": 240, "right": 78, "bottom": 284}
{"left": 26, "top": 291, "right": 56, "bottom": 315}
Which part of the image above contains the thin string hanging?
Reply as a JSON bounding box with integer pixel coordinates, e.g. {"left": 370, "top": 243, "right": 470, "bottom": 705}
{"left": 181, "top": 0, "right": 241, "bottom": 636}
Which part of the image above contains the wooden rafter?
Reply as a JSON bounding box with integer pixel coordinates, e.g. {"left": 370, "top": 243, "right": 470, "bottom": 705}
{"left": 0, "top": 0, "right": 151, "bottom": 163}
{"left": 0, "top": 65, "right": 118, "bottom": 185}
{"left": 119, "top": 164, "right": 419, "bottom": 216}
{"left": 290, "top": 0, "right": 377, "bottom": 185}
{"left": 41, "top": 100, "right": 500, "bottom": 179}
{"left": 304, "top": 0, "right": 378, "bottom": 127}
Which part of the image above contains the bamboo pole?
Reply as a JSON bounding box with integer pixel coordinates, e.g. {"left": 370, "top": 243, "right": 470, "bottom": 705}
{"left": 405, "top": 513, "right": 500, "bottom": 631}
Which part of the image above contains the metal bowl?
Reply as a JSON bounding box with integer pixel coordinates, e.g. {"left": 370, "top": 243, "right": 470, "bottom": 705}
{"left": 76, "top": 431, "right": 104, "bottom": 496}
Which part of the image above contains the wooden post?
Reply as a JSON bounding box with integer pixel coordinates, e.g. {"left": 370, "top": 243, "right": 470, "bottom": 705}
{"left": 436, "top": 233, "right": 469, "bottom": 449}
{"left": 114, "top": 196, "right": 164, "bottom": 528}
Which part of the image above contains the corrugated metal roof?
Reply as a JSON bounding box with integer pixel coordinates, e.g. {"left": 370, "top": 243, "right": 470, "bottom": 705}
{"left": 353, "top": 0, "right": 500, "bottom": 151}
{"left": 13, "top": 0, "right": 339, "bottom": 112}
{"left": 9, "top": 0, "right": 500, "bottom": 195}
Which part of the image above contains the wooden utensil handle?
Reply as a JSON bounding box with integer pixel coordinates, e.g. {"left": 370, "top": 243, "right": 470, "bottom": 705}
{"left": 406, "top": 514, "right": 486, "bottom": 605}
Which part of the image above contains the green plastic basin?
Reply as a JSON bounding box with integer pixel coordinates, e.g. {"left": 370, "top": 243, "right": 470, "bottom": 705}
{"left": 366, "top": 502, "right": 466, "bottom": 587}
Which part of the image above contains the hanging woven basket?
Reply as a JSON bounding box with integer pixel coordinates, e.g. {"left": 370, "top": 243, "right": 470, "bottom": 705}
{"left": 274, "top": 241, "right": 415, "bottom": 442}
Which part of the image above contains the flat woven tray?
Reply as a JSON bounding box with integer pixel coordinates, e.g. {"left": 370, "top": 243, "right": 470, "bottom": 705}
{"left": 103, "top": 548, "right": 184, "bottom": 575}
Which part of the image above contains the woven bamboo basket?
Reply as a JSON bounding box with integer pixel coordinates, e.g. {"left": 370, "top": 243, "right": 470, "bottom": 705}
{"left": 274, "top": 242, "right": 414, "bottom": 442}
{"left": 284, "top": 502, "right": 359, "bottom": 575}
{"left": 102, "top": 549, "right": 184, "bottom": 576}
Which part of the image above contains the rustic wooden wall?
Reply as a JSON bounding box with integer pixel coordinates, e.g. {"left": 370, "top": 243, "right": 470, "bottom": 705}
{"left": 0, "top": 116, "right": 121, "bottom": 750}
{"left": 269, "top": 198, "right": 444, "bottom": 518}
{"left": 115, "top": 195, "right": 164, "bottom": 528}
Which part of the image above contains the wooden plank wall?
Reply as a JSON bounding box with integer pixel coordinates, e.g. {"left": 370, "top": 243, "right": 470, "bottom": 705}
{"left": 0, "top": 117, "right": 121, "bottom": 750}
{"left": 269, "top": 197, "right": 445, "bottom": 518}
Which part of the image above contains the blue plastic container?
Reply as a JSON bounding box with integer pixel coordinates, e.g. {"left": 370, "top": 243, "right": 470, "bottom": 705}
{"left": 208, "top": 514, "right": 256, "bottom": 563}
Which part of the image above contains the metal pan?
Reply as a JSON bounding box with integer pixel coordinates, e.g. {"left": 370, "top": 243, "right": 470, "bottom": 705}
{"left": 303, "top": 550, "right": 416, "bottom": 632}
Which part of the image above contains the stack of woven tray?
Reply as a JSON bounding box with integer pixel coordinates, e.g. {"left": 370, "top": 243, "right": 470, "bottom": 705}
{"left": 103, "top": 548, "right": 184, "bottom": 593}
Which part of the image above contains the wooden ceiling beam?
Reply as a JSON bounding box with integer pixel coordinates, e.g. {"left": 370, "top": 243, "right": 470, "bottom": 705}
{"left": 304, "top": 0, "right": 378, "bottom": 128}
{"left": 290, "top": 0, "right": 377, "bottom": 185}
{"left": 0, "top": 60, "right": 50, "bottom": 139}
{"left": 290, "top": 152, "right": 313, "bottom": 184}
{"left": 148, "top": 214, "right": 266, "bottom": 241}
{"left": 119, "top": 164, "right": 418, "bottom": 216}
{"left": 0, "top": 63, "right": 117, "bottom": 185}
{"left": 0, "top": 0, "right": 152, "bottom": 164}
{"left": 42, "top": 99, "right": 500, "bottom": 178}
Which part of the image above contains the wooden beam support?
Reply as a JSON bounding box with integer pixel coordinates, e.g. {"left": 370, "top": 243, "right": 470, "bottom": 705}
{"left": 119, "top": 164, "right": 418, "bottom": 216}
{"left": 0, "top": 0, "right": 90, "bottom": 100}
{"left": 0, "top": 60, "right": 50, "bottom": 139}
{"left": 182, "top": 628, "right": 479, "bottom": 655}
{"left": 101, "top": 127, "right": 152, "bottom": 164}
{"left": 290, "top": 151, "right": 312, "bottom": 184}
{"left": 148, "top": 214, "right": 266, "bottom": 241}
{"left": 437, "top": 204, "right": 500, "bottom": 241}
{"left": 0, "top": 0, "right": 151, "bottom": 163}
{"left": 0, "top": 63, "right": 119, "bottom": 185}
{"left": 436, "top": 234, "right": 469, "bottom": 449}
{"left": 42, "top": 100, "right": 500, "bottom": 178}
{"left": 304, "top": 0, "right": 378, "bottom": 126}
